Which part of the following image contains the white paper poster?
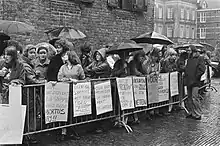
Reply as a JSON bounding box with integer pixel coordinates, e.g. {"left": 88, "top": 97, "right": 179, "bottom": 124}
{"left": 94, "top": 80, "right": 113, "bottom": 115}
{"left": 132, "top": 77, "right": 147, "bottom": 107}
{"left": 147, "top": 74, "right": 159, "bottom": 104}
{"left": 45, "top": 82, "right": 69, "bottom": 124}
{"left": 73, "top": 82, "right": 92, "bottom": 117}
{"left": 9, "top": 85, "right": 22, "bottom": 106}
{"left": 0, "top": 105, "right": 26, "bottom": 145}
{"left": 116, "top": 77, "right": 135, "bottom": 110}
{"left": 158, "top": 73, "right": 169, "bottom": 102}
{"left": 170, "top": 71, "right": 179, "bottom": 96}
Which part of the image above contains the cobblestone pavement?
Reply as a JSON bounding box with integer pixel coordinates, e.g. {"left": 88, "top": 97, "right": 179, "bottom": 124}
{"left": 38, "top": 79, "right": 220, "bottom": 146}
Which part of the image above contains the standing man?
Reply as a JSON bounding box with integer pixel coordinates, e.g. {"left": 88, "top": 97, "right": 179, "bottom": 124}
{"left": 184, "top": 45, "right": 206, "bottom": 120}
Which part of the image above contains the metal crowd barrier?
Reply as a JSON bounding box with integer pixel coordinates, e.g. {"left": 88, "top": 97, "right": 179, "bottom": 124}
{"left": 22, "top": 72, "right": 184, "bottom": 136}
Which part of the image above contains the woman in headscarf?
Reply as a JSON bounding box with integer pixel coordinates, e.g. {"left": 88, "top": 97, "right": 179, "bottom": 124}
{"left": 84, "top": 48, "right": 111, "bottom": 79}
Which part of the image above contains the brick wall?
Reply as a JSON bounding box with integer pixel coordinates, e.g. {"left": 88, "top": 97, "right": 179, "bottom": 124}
{"left": 1, "top": 0, "right": 154, "bottom": 54}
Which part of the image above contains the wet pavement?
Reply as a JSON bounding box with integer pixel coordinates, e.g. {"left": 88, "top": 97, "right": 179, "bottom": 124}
{"left": 38, "top": 78, "right": 220, "bottom": 146}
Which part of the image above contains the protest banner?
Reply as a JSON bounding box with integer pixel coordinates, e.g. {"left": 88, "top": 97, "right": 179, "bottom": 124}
{"left": 116, "top": 77, "right": 135, "bottom": 110}
{"left": 0, "top": 105, "right": 26, "bottom": 144}
{"left": 94, "top": 80, "right": 113, "bottom": 115}
{"left": 158, "top": 73, "right": 169, "bottom": 102}
{"left": 132, "top": 77, "right": 147, "bottom": 107}
{"left": 45, "top": 82, "right": 69, "bottom": 124}
{"left": 170, "top": 71, "right": 179, "bottom": 96}
{"left": 147, "top": 74, "right": 159, "bottom": 104}
{"left": 9, "top": 85, "right": 22, "bottom": 106}
{"left": 201, "top": 66, "right": 207, "bottom": 81}
{"left": 73, "top": 82, "right": 92, "bottom": 117}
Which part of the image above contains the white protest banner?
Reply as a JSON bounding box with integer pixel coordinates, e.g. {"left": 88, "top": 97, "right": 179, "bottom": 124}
{"left": 184, "top": 86, "right": 187, "bottom": 95}
{"left": 9, "top": 85, "right": 22, "bottom": 106}
{"left": 116, "top": 77, "right": 135, "bottom": 110}
{"left": 158, "top": 73, "right": 169, "bottom": 102}
{"left": 132, "top": 77, "right": 147, "bottom": 107}
{"left": 147, "top": 74, "right": 159, "bottom": 104}
{"left": 94, "top": 80, "right": 113, "bottom": 115}
{"left": 73, "top": 82, "right": 92, "bottom": 117}
{"left": 170, "top": 71, "right": 179, "bottom": 96}
{"left": 201, "top": 66, "right": 207, "bottom": 81}
{"left": 45, "top": 82, "right": 69, "bottom": 124}
{"left": 0, "top": 105, "right": 26, "bottom": 144}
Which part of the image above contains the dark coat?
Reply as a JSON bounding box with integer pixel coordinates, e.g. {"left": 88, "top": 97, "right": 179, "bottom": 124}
{"left": 111, "top": 59, "right": 130, "bottom": 77}
{"left": 184, "top": 55, "right": 206, "bottom": 87}
{"left": 47, "top": 54, "right": 64, "bottom": 81}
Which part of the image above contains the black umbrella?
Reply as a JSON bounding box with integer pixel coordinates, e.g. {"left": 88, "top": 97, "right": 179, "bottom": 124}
{"left": 131, "top": 31, "right": 174, "bottom": 45}
{"left": 199, "top": 42, "right": 215, "bottom": 51}
{"left": 107, "top": 42, "right": 143, "bottom": 55}
{"left": 174, "top": 43, "right": 204, "bottom": 50}
{"left": 0, "top": 32, "right": 10, "bottom": 40}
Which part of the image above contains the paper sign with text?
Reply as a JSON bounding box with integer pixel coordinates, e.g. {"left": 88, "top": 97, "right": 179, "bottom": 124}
{"left": 132, "top": 77, "right": 147, "bottom": 107}
{"left": 0, "top": 105, "right": 26, "bottom": 144}
{"left": 170, "top": 71, "right": 179, "bottom": 96}
{"left": 9, "top": 85, "right": 22, "bottom": 106}
{"left": 158, "top": 73, "right": 169, "bottom": 102}
{"left": 45, "top": 82, "right": 69, "bottom": 124}
{"left": 94, "top": 80, "right": 113, "bottom": 115}
{"left": 147, "top": 74, "right": 159, "bottom": 104}
{"left": 116, "top": 77, "right": 135, "bottom": 110}
{"left": 73, "top": 82, "right": 92, "bottom": 117}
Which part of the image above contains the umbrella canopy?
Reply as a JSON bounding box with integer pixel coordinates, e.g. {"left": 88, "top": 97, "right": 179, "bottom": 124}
{"left": 0, "top": 20, "right": 35, "bottom": 34}
{"left": 0, "top": 32, "right": 10, "bottom": 40}
{"left": 175, "top": 43, "right": 204, "bottom": 50}
{"left": 45, "top": 27, "right": 86, "bottom": 40}
{"left": 107, "top": 42, "right": 143, "bottom": 54}
{"left": 131, "top": 31, "right": 174, "bottom": 45}
{"left": 153, "top": 44, "right": 163, "bottom": 50}
{"left": 199, "top": 42, "right": 215, "bottom": 51}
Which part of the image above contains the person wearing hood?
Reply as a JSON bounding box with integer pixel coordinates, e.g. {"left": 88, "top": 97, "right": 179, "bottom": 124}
{"left": 161, "top": 48, "right": 178, "bottom": 73}
{"left": 84, "top": 48, "right": 111, "bottom": 79}
{"left": 184, "top": 45, "right": 206, "bottom": 120}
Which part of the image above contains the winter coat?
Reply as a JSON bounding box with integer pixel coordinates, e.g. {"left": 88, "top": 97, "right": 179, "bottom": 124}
{"left": 129, "top": 60, "right": 144, "bottom": 76}
{"left": 184, "top": 55, "right": 206, "bottom": 87}
{"left": 80, "top": 53, "right": 93, "bottom": 69}
{"left": 47, "top": 54, "right": 64, "bottom": 81}
{"left": 58, "top": 64, "right": 85, "bottom": 82}
{"left": 84, "top": 48, "right": 111, "bottom": 79}
{"left": 161, "top": 57, "right": 177, "bottom": 73}
{"left": 33, "top": 58, "right": 50, "bottom": 80}
{"left": 142, "top": 58, "right": 160, "bottom": 75}
{"left": 111, "top": 59, "right": 130, "bottom": 77}
{"left": 0, "top": 59, "right": 25, "bottom": 93}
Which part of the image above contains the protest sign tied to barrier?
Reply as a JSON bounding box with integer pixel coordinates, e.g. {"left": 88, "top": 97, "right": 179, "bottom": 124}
{"left": 170, "top": 72, "right": 179, "bottom": 96}
{"left": 116, "top": 77, "right": 135, "bottom": 110}
{"left": 45, "top": 82, "right": 69, "bottom": 124}
{"left": 73, "top": 82, "right": 92, "bottom": 117}
{"left": 147, "top": 74, "right": 159, "bottom": 104}
{"left": 94, "top": 80, "right": 113, "bottom": 115}
{"left": 158, "top": 73, "right": 169, "bottom": 102}
{"left": 132, "top": 77, "right": 147, "bottom": 107}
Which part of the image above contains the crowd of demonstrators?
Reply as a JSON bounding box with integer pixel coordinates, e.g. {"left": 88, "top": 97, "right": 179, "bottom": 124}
{"left": 0, "top": 37, "right": 211, "bottom": 144}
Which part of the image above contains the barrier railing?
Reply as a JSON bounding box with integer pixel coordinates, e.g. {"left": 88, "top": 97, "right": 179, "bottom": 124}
{"left": 22, "top": 71, "right": 183, "bottom": 136}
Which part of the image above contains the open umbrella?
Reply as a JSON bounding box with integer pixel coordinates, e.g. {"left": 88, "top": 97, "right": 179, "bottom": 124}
{"left": 0, "top": 32, "right": 10, "bottom": 40}
{"left": 175, "top": 43, "right": 204, "bottom": 50}
{"left": 107, "top": 42, "right": 143, "bottom": 54}
{"left": 131, "top": 31, "right": 174, "bottom": 45}
{"left": 45, "top": 27, "right": 86, "bottom": 40}
{"left": 0, "top": 20, "right": 35, "bottom": 34}
{"left": 199, "top": 42, "right": 215, "bottom": 51}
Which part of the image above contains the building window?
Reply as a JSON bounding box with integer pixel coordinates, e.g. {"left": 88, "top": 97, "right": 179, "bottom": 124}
{"left": 186, "top": 10, "right": 190, "bottom": 20}
{"left": 192, "top": 10, "right": 195, "bottom": 21}
{"left": 200, "top": 28, "right": 206, "bottom": 39}
{"left": 167, "top": 7, "right": 173, "bottom": 19}
{"left": 159, "top": 7, "right": 163, "bottom": 19}
{"left": 181, "top": 8, "right": 184, "bottom": 20}
{"left": 158, "top": 25, "right": 163, "bottom": 34}
{"left": 200, "top": 12, "right": 206, "bottom": 22}
{"left": 180, "top": 25, "right": 184, "bottom": 38}
{"left": 192, "top": 28, "right": 195, "bottom": 39}
{"left": 167, "top": 26, "right": 173, "bottom": 37}
{"left": 186, "top": 26, "right": 189, "bottom": 38}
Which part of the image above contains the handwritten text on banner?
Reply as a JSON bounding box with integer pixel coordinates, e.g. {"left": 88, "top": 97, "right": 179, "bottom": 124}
{"left": 132, "top": 77, "right": 147, "bottom": 107}
{"left": 147, "top": 74, "right": 159, "bottom": 104}
{"left": 158, "top": 73, "right": 169, "bottom": 102}
{"left": 116, "top": 77, "right": 135, "bottom": 110}
{"left": 170, "top": 71, "right": 179, "bottom": 96}
{"left": 45, "top": 82, "right": 69, "bottom": 124}
{"left": 73, "top": 82, "right": 92, "bottom": 117}
{"left": 94, "top": 80, "right": 113, "bottom": 115}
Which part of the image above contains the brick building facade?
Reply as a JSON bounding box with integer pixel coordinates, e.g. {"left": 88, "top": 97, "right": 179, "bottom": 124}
{"left": 0, "top": 0, "right": 154, "bottom": 53}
